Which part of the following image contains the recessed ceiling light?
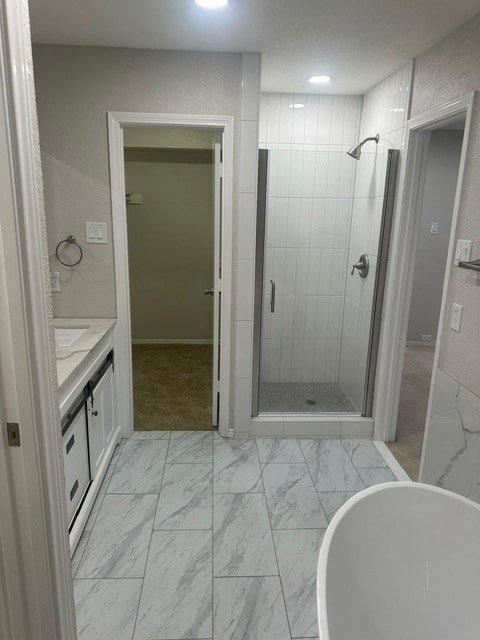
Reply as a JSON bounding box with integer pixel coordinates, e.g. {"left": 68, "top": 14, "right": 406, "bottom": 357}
{"left": 307, "top": 75, "right": 332, "bottom": 84}
{"left": 195, "top": 0, "right": 228, "bottom": 8}
{"left": 289, "top": 103, "right": 305, "bottom": 109}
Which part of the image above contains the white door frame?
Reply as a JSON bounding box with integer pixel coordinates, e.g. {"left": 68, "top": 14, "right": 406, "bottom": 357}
{"left": 108, "top": 112, "right": 234, "bottom": 437}
{"left": 373, "top": 92, "right": 475, "bottom": 445}
{"left": 0, "top": 0, "right": 76, "bottom": 636}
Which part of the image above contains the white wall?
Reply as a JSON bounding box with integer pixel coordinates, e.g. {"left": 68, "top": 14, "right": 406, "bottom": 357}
{"left": 409, "top": 12, "right": 480, "bottom": 499}
{"left": 340, "top": 62, "right": 413, "bottom": 410}
{"left": 258, "top": 93, "right": 362, "bottom": 384}
{"left": 33, "top": 45, "right": 241, "bottom": 319}
{"left": 125, "top": 147, "right": 214, "bottom": 341}
{"left": 407, "top": 128, "right": 463, "bottom": 344}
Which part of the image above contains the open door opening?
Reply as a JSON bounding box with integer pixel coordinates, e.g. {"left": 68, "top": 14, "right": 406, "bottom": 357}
{"left": 387, "top": 118, "right": 466, "bottom": 479}
{"left": 123, "top": 126, "right": 222, "bottom": 431}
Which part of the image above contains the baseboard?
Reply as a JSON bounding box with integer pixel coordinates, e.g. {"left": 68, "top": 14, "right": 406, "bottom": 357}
{"left": 131, "top": 339, "right": 213, "bottom": 345}
{"left": 406, "top": 340, "right": 436, "bottom": 347}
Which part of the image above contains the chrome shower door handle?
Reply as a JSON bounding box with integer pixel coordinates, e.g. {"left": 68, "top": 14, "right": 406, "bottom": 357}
{"left": 270, "top": 279, "right": 276, "bottom": 313}
{"left": 350, "top": 253, "right": 369, "bottom": 278}
{"left": 204, "top": 288, "right": 214, "bottom": 296}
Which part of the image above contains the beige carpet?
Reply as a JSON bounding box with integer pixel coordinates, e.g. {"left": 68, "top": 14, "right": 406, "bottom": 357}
{"left": 386, "top": 345, "right": 435, "bottom": 480}
{"left": 132, "top": 344, "right": 213, "bottom": 431}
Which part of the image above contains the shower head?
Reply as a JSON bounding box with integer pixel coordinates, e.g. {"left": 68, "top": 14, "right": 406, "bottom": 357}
{"left": 347, "top": 134, "right": 380, "bottom": 160}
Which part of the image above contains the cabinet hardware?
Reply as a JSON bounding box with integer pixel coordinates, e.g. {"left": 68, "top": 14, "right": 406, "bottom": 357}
{"left": 92, "top": 410, "right": 98, "bottom": 416}
{"left": 7, "top": 422, "right": 20, "bottom": 446}
{"left": 66, "top": 434, "right": 75, "bottom": 454}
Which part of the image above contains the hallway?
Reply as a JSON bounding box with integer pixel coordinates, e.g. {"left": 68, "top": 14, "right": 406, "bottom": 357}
{"left": 72, "top": 432, "right": 396, "bottom": 639}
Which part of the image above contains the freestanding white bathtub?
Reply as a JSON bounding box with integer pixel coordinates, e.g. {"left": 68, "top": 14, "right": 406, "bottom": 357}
{"left": 317, "top": 481, "right": 480, "bottom": 640}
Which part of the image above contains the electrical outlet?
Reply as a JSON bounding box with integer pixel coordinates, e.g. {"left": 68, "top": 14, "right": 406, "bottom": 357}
{"left": 454, "top": 239, "right": 473, "bottom": 266}
{"left": 50, "top": 271, "right": 60, "bottom": 292}
{"left": 421, "top": 334, "right": 432, "bottom": 343}
{"left": 430, "top": 222, "right": 439, "bottom": 235}
{"left": 451, "top": 303, "right": 462, "bottom": 332}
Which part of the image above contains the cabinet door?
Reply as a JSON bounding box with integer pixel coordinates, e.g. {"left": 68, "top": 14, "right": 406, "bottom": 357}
{"left": 63, "top": 404, "right": 90, "bottom": 524}
{"left": 88, "top": 366, "right": 115, "bottom": 479}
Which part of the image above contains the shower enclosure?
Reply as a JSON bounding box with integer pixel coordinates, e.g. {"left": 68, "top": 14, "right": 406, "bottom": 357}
{"left": 253, "top": 94, "right": 399, "bottom": 417}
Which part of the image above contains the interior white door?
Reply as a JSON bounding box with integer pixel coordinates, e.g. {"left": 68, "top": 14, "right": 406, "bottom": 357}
{"left": 212, "top": 136, "right": 222, "bottom": 426}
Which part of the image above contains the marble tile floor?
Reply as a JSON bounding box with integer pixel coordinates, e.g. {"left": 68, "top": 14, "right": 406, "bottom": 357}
{"left": 72, "top": 431, "right": 397, "bottom": 640}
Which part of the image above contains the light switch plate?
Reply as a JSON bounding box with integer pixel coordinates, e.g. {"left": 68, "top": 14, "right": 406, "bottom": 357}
{"left": 85, "top": 222, "right": 107, "bottom": 244}
{"left": 430, "top": 222, "right": 439, "bottom": 235}
{"left": 451, "top": 303, "right": 462, "bottom": 332}
{"left": 454, "top": 239, "right": 473, "bottom": 266}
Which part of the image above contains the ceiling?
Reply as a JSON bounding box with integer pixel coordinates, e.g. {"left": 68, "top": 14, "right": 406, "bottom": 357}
{"left": 29, "top": 0, "right": 480, "bottom": 95}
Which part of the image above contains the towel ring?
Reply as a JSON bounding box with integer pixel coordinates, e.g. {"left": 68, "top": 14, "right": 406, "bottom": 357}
{"left": 55, "top": 235, "right": 83, "bottom": 267}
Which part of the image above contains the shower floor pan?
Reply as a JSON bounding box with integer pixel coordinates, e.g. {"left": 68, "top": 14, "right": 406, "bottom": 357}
{"left": 259, "top": 382, "right": 356, "bottom": 413}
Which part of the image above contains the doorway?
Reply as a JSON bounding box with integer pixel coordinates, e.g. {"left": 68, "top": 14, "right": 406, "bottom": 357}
{"left": 123, "top": 127, "right": 217, "bottom": 431}
{"left": 386, "top": 119, "right": 466, "bottom": 478}
{"left": 108, "top": 112, "right": 234, "bottom": 439}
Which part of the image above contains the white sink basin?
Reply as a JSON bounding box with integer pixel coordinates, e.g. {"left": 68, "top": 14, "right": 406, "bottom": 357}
{"left": 54, "top": 327, "right": 88, "bottom": 349}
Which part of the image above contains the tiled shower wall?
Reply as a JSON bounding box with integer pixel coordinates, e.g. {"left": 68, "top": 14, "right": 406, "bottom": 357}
{"left": 258, "top": 94, "right": 362, "bottom": 383}
{"left": 339, "top": 63, "right": 413, "bottom": 410}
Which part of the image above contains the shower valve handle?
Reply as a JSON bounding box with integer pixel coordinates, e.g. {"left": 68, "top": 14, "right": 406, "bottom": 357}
{"left": 350, "top": 254, "right": 369, "bottom": 278}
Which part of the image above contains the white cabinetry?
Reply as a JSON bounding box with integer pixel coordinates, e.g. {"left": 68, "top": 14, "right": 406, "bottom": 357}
{"left": 88, "top": 365, "right": 115, "bottom": 478}
{"left": 61, "top": 348, "right": 118, "bottom": 538}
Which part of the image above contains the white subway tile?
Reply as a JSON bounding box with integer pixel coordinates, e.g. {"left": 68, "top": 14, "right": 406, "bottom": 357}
{"left": 323, "top": 199, "right": 337, "bottom": 248}
{"left": 279, "top": 340, "right": 293, "bottom": 382}
{"left": 295, "top": 249, "right": 309, "bottom": 294}
{"left": 272, "top": 247, "right": 287, "bottom": 294}
{"left": 327, "top": 296, "right": 342, "bottom": 340}
{"left": 318, "top": 248, "right": 333, "bottom": 295}
{"left": 269, "top": 339, "right": 282, "bottom": 382}
{"left": 235, "top": 321, "right": 253, "bottom": 378}
{"left": 301, "top": 340, "right": 315, "bottom": 382}
{"left": 236, "top": 259, "right": 254, "bottom": 321}
{"left": 286, "top": 198, "right": 301, "bottom": 247}
{"left": 304, "top": 95, "right": 320, "bottom": 144}
{"left": 281, "top": 295, "right": 295, "bottom": 340}
{"left": 325, "top": 340, "right": 340, "bottom": 382}
{"left": 276, "top": 150, "right": 292, "bottom": 198}
{"left": 306, "top": 249, "right": 321, "bottom": 294}
{"left": 330, "top": 96, "right": 346, "bottom": 144}
{"left": 309, "top": 198, "right": 326, "bottom": 248}
{"left": 298, "top": 199, "right": 314, "bottom": 248}
{"left": 292, "top": 295, "right": 307, "bottom": 340}
{"left": 289, "top": 150, "right": 304, "bottom": 197}
{"left": 284, "top": 249, "right": 298, "bottom": 295}
{"left": 290, "top": 340, "right": 304, "bottom": 381}
{"left": 251, "top": 418, "right": 284, "bottom": 437}
{"left": 301, "top": 151, "right": 316, "bottom": 197}
{"left": 266, "top": 94, "right": 281, "bottom": 144}
{"left": 292, "top": 95, "right": 307, "bottom": 143}
{"left": 234, "top": 377, "right": 252, "bottom": 432}
{"left": 317, "top": 95, "right": 333, "bottom": 144}
{"left": 313, "top": 340, "right": 327, "bottom": 382}
{"left": 315, "top": 297, "right": 329, "bottom": 340}
{"left": 279, "top": 94, "right": 294, "bottom": 143}
{"left": 273, "top": 198, "right": 288, "bottom": 247}
{"left": 313, "top": 151, "right": 329, "bottom": 197}
{"left": 239, "top": 120, "right": 258, "bottom": 193}
{"left": 270, "top": 294, "right": 284, "bottom": 340}
{"left": 259, "top": 94, "right": 268, "bottom": 144}
{"left": 334, "top": 199, "right": 351, "bottom": 248}
{"left": 304, "top": 296, "right": 318, "bottom": 340}
{"left": 326, "top": 153, "right": 341, "bottom": 198}
{"left": 343, "top": 95, "right": 362, "bottom": 145}
{"left": 267, "top": 149, "right": 278, "bottom": 196}
{"left": 237, "top": 192, "right": 256, "bottom": 260}
{"left": 284, "top": 417, "right": 341, "bottom": 437}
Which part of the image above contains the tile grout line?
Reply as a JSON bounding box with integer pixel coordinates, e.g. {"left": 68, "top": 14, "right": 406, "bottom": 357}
{"left": 131, "top": 430, "right": 172, "bottom": 639}
{"left": 299, "top": 439, "right": 330, "bottom": 525}
{"left": 255, "top": 439, "right": 294, "bottom": 640}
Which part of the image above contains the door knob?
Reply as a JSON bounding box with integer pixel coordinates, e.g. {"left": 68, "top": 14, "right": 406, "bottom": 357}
{"left": 350, "top": 253, "right": 369, "bottom": 278}
{"left": 204, "top": 288, "right": 214, "bottom": 296}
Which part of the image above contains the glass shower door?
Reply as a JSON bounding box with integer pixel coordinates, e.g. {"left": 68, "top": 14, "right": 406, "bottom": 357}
{"left": 254, "top": 146, "right": 399, "bottom": 416}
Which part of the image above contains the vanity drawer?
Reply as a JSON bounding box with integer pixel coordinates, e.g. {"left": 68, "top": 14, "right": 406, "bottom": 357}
{"left": 63, "top": 403, "right": 91, "bottom": 524}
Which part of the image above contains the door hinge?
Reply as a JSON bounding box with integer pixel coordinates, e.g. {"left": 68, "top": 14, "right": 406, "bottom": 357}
{"left": 7, "top": 422, "right": 20, "bottom": 446}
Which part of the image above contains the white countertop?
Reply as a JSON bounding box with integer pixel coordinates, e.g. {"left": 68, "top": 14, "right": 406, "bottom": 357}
{"left": 53, "top": 318, "right": 116, "bottom": 391}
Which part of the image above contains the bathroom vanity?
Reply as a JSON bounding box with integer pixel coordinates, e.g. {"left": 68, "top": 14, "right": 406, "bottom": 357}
{"left": 54, "top": 318, "right": 120, "bottom": 552}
